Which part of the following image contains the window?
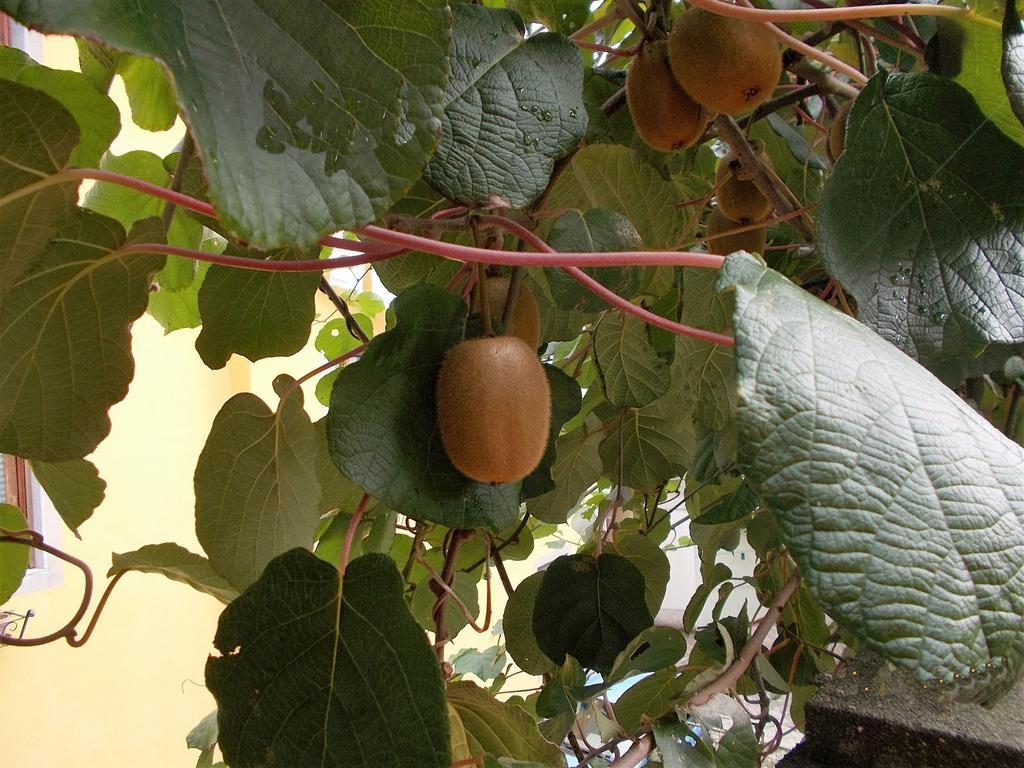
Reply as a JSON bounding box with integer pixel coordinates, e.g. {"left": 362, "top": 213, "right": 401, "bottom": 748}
{"left": 1, "top": 455, "right": 62, "bottom": 592}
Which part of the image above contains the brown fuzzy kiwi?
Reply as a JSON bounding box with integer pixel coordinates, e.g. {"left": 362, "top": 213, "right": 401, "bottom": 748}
{"left": 626, "top": 40, "right": 710, "bottom": 152}
{"left": 828, "top": 101, "right": 852, "bottom": 163}
{"left": 668, "top": 9, "right": 782, "bottom": 116}
{"left": 706, "top": 208, "right": 767, "bottom": 256}
{"left": 435, "top": 335, "right": 552, "bottom": 484}
{"left": 715, "top": 149, "right": 773, "bottom": 223}
{"left": 471, "top": 275, "right": 541, "bottom": 350}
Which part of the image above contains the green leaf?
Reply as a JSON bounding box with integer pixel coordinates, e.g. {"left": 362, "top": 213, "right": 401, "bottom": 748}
{"left": 195, "top": 244, "right": 321, "bottom": 369}
{"left": 424, "top": 4, "right": 587, "bottom": 208}
{"left": 691, "top": 481, "right": 757, "bottom": 527}
{"left": 327, "top": 285, "right": 521, "bottom": 532}
{"left": 411, "top": 571, "right": 480, "bottom": 640}
{"left": 1005, "top": 0, "right": 1024, "bottom": 128}
{"left": 109, "top": 543, "right": 239, "bottom": 605}
{"left": 544, "top": 208, "right": 644, "bottom": 313}
{"left": 0, "top": 211, "right": 163, "bottom": 460}
{"left": 451, "top": 646, "right": 508, "bottom": 682}
{"left": 527, "top": 423, "right": 604, "bottom": 524}
{"left": 599, "top": 395, "right": 695, "bottom": 494}
{"left": 820, "top": 72, "right": 1024, "bottom": 381}
{"left": 76, "top": 39, "right": 118, "bottom": 93}
{"left": 207, "top": 550, "right": 450, "bottom": 768}
{"left": 674, "top": 267, "right": 735, "bottom": 431}
{"left": 536, "top": 656, "right": 585, "bottom": 717}
{"left": 509, "top": 0, "right": 591, "bottom": 33}
{"left": 0, "top": 47, "right": 119, "bottom": 167}
{"left": 0, "top": 79, "right": 80, "bottom": 294}
{"left": 613, "top": 668, "right": 687, "bottom": 734}
{"left": 0, "top": 504, "right": 29, "bottom": 604}
{"left": 609, "top": 532, "right": 671, "bottom": 616}
{"left": 503, "top": 571, "right": 557, "bottom": 675}
{"left": 928, "top": 3, "right": 1024, "bottom": 146}
{"left": 82, "top": 150, "right": 202, "bottom": 299}
{"left": 683, "top": 563, "right": 732, "bottom": 633}
{"left": 447, "top": 681, "right": 567, "bottom": 767}
{"left": 533, "top": 553, "right": 653, "bottom": 674}
{"left": 29, "top": 458, "right": 105, "bottom": 535}
{"left": 542, "top": 144, "right": 695, "bottom": 249}
{"left": 147, "top": 261, "right": 210, "bottom": 333}
{"left": 654, "top": 721, "right": 715, "bottom": 768}
{"left": 606, "top": 626, "right": 687, "bottom": 684}
{"left": 117, "top": 55, "right": 178, "bottom": 132}
{"left": 594, "top": 313, "right": 672, "bottom": 408}
{"left": 694, "top": 695, "right": 758, "bottom": 768}
{"left": 719, "top": 252, "right": 1024, "bottom": 704}
{"left": 2, "top": 0, "right": 451, "bottom": 248}
{"left": 521, "top": 365, "right": 583, "bottom": 499}
{"left": 195, "top": 382, "right": 320, "bottom": 591}
{"left": 313, "top": 418, "right": 364, "bottom": 516}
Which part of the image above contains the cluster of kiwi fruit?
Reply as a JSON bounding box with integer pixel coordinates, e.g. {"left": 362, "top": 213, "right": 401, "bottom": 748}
{"left": 707, "top": 143, "right": 774, "bottom": 255}
{"left": 435, "top": 276, "right": 551, "bottom": 485}
{"left": 626, "top": 8, "right": 782, "bottom": 151}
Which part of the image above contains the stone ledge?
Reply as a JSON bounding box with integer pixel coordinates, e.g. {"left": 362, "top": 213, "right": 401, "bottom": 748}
{"left": 779, "top": 652, "right": 1024, "bottom": 768}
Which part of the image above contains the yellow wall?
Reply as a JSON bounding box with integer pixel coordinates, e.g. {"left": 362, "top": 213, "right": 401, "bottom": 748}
{"left": 0, "top": 34, "right": 336, "bottom": 767}
{"left": 2, "top": 320, "right": 244, "bottom": 767}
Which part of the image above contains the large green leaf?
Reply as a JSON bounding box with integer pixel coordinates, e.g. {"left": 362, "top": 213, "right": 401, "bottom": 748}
{"left": 613, "top": 668, "right": 687, "bottom": 734}
{"left": 599, "top": 393, "right": 695, "bottom": 494}
{"left": 526, "top": 422, "right": 603, "bottom": 524}
{"left": 544, "top": 207, "right": 644, "bottom": 313}
{"left": 674, "top": 266, "right": 735, "bottom": 431}
{"left": 1004, "top": 0, "right": 1024, "bottom": 128}
{"left": 594, "top": 313, "right": 671, "bottom": 408}
{"left": 0, "top": 504, "right": 29, "bottom": 604}
{"left": 1, "top": 0, "right": 451, "bottom": 248}
{"left": 609, "top": 532, "right": 670, "bottom": 617}
{"left": 195, "top": 244, "right": 321, "bottom": 369}
{"left": 0, "top": 79, "right": 80, "bottom": 294}
{"left": 411, "top": 571, "right": 480, "bottom": 639}
{"left": 0, "top": 211, "right": 163, "bottom": 460}
{"left": 424, "top": 4, "right": 587, "bottom": 208}
{"left": 327, "top": 285, "right": 521, "bottom": 532}
{"left": 503, "top": 571, "right": 557, "bottom": 675}
{"left": 533, "top": 553, "right": 653, "bottom": 674}
{"left": 117, "top": 55, "right": 178, "bottom": 132}
{"left": 447, "top": 681, "right": 567, "bottom": 767}
{"left": 541, "top": 144, "right": 696, "bottom": 249}
{"left": 195, "top": 381, "right": 320, "bottom": 591}
{"left": 819, "top": 72, "right": 1024, "bottom": 382}
{"left": 207, "top": 550, "right": 450, "bottom": 768}
{"left": 718, "top": 252, "right": 1024, "bottom": 704}
{"left": 29, "top": 458, "right": 105, "bottom": 535}
{"left": 928, "top": 2, "right": 1024, "bottom": 146}
{"left": 109, "top": 543, "right": 239, "bottom": 605}
{"left": 0, "top": 47, "right": 119, "bottom": 167}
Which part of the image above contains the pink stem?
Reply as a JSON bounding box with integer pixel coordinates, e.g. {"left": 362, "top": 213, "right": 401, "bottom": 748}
{"left": 431, "top": 205, "right": 470, "bottom": 220}
{"left": 67, "top": 168, "right": 217, "bottom": 218}
{"left": 484, "top": 216, "right": 735, "bottom": 348}
{"left": 290, "top": 344, "right": 366, "bottom": 393}
{"left": 685, "top": 0, "right": 964, "bottom": 22}
{"left": 357, "top": 224, "right": 725, "bottom": 269}
{"left": 119, "top": 243, "right": 399, "bottom": 272}
{"left": 340, "top": 493, "right": 370, "bottom": 577}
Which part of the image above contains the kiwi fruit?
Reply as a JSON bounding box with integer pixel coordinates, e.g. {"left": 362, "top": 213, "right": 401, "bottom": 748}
{"left": 827, "top": 101, "right": 852, "bottom": 163}
{"left": 668, "top": 9, "right": 782, "bottom": 116}
{"left": 706, "top": 208, "right": 767, "bottom": 256}
{"left": 471, "top": 275, "right": 541, "bottom": 350}
{"left": 715, "top": 149, "right": 773, "bottom": 223}
{"left": 626, "top": 40, "right": 710, "bottom": 152}
{"left": 435, "top": 335, "right": 552, "bottom": 484}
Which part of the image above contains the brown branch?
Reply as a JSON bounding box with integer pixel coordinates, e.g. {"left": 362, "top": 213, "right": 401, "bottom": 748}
{"left": 161, "top": 132, "right": 195, "bottom": 232}
{"left": 500, "top": 266, "right": 524, "bottom": 331}
{"left": 714, "top": 115, "right": 815, "bottom": 241}
{"left": 431, "top": 529, "right": 472, "bottom": 658}
{"left": 687, "top": 572, "right": 803, "bottom": 706}
{"left": 609, "top": 735, "right": 653, "bottom": 768}
{"left": 319, "top": 278, "right": 370, "bottom": 344}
